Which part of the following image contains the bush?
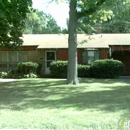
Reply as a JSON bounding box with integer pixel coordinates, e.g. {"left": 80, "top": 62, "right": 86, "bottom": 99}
{"left": 89, "top": 59, "right": 125, "bottom": 78}
{"left": 0, "top": 71, "right": 8, "bottom": 78}
{"left": 17, "top": 61, "right": 39, "bottom": 74}
{"left": 50, "top": 60, "right": 68, "bottom": 78}
{"left": 3, "top": 70, "right": 39, "bottom": 79}
{"left": 37, "top": 63, "right": 42, "bottom": 75}
{"left": 78, "top": 64, "right": 90, "bottom": 77}
{"left": 50, "top": 60, "right": 90, "bottom": 78}
{"left": 0, "top": 62, "right": 41, "bottom": 79}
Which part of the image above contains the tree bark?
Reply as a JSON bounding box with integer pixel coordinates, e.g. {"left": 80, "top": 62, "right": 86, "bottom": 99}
{"left": 67, "top": 0, "right": 79, "bottom": 85}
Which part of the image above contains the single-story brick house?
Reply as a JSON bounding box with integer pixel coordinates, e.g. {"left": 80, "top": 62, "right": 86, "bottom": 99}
{"left": 0, "top": 34, "right": 130, "bottom": 75}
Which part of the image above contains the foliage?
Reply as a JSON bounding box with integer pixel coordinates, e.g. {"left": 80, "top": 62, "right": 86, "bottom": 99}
{"left": 17, "top": 61, "right": 39, "bottom": 74}
{"left": 50, "top": 60, "right": 90, "bottom": 78}
{"left": 102, "top": 21, "right": 130, "bottom": 33}
{"left": 20, "top": 73, "right": 39, "bottom": 78}
{"left": 74, "top": 0, "right": 130, "bottom": 34}
{"left": 0, "top": 71, "right": 8, "bottom": 78}
{"left": 24, "top": 9, "right": 61, "bottom": 34}
{"left": 0, "top": 70, "right": 39, "bottom": 79}
{"left": 36, "top": 63, "right": 42, "bottom": 75}
{"left": 0, "top": 62, "right": 41, "bottom": 79}
{"left": 78, "top": 64, "right": 90, "bottom": 77}
{"left": 101, "top": 0, "right": 130, "bottom": 33}
{"left": 0, "top": 0, "right": 32, "bottom": 49}
{"left": 89, "top": 59, "right": 125, "bottom": 78}
{"left": 50, "top": 60, "right": 68, "bottom": 78}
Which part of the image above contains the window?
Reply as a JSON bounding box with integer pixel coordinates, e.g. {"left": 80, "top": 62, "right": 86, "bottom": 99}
{"left": 82, "top": 50, "right": 100, "bottom": 65}
{"left": 9, "top": 52, "right": 17, "bottom": 67}
{"left": 18, "top": 51, "right": 28, "bottom": 62}
{"left": 45, "top": 51, "right": 56, "bottom": 74}
{"left": 0, "top": 51, "right": 28, "bottom": 69}
{"left": 88, "top": 51, "right": 95, "bottom": 64}
{"left": 0, "top": 52, "right": 8, "bottom": 67}
{"left": 46, "top": 52, "right": 55, "bottom": 67}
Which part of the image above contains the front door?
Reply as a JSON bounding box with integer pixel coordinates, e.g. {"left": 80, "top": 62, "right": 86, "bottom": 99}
{"left": 45, "top": 51, "right": 56, "bottom": 74}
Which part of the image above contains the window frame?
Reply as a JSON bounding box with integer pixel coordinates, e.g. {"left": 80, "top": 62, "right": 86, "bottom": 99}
{"left": 82, "top": 49, "right": 100, "bottom": 65}
{"left": 0, "top": 51, "right": 28, "bottom": 70}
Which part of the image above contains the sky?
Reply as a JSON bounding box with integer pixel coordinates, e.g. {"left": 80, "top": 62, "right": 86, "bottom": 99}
{"left": 32, "top": 0, "right": 69, "bottom": 29}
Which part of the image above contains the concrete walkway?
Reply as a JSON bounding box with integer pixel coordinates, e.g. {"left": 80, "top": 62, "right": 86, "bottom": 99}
{"left": 0, "top": 78, "right": 17, "bottom": 82}
{"left": 120, "top": 76, "right": 130, "bottom": 84}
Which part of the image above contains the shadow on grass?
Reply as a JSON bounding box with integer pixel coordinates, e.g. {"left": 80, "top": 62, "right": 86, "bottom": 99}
{"left": 0, "top": 78, "right": 130, "bottom": 117}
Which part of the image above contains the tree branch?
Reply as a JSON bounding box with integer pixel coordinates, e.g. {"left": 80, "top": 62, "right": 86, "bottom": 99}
{"left": 77, "top": 0, "right": 106, "bottom": 19}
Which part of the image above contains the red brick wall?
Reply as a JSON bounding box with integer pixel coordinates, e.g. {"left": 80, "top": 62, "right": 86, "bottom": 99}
{"left": 57, "top": 49, "right": 68, "bottom": 60}
{"left": 78, "top": 49, "right": 82, "bottom": 64}
{"left": 100, "top": 49, "right": 109, "bottom": 59}
{"left": 1, "top": 46, "right": 37, "bottom": 51}
{"left": 57, "top": 49, "right": 82, "bottom": 64}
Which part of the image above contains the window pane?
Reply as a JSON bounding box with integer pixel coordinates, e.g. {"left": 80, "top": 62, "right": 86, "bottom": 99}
{"left": 0, "top": 64, "right": 7, "bottom": 67}
{"left": 18, "top": 51, "right": 28, "bottom": 62}
{"left": 82, "top": 51, "right": 88, "bottom": 64}
{"left": 47, "top": 61, "right": 52, "bottom": 67}
{"left": 47, "top": 52, "right": 55, "bottom": 60}
{"left": 95, "top": 51, "right": 100, "bottom": 60}
{"left": 9, "top": 52, "right": 17, "bottom": 63}
{"left": 0, "top": 51, "right": 7, "bottom": 62}
{"left": 88, "top": 57, "right": 95, "bottom": 64}
{"left": 88, "top": 51, "right": 94, "bottom": 57}
{"left": 88, "top": 51, "right": 95, "bottom": 64}
{"left": 9, "top": 64, "right": 17, "bottom": 67}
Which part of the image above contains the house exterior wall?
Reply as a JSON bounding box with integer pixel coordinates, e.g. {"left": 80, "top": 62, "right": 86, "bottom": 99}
{"left": 28, "top": 50, "right": 45, "bottom": 75}
{"left": 100, "top": 49, "right": 109, "bottom": 59}
{"left": 57, "top": 49, "right": 82, "bottom": 64}
{"left": 2, "top": 46, "right": 37, "bottom": 51}
{"left": 57, "top": 49, "right": 68, "bottom": 61}
{"left": 0, "top": 47, "right": 46, "bottom": 75}
{"left": 0, "top": 47, "right": 112, "bottom": 76}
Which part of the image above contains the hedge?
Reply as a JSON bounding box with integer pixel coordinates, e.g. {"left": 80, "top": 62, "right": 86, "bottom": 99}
{"left": 17, "top": 61, "right": 40, "bottom": 74}
{"left": 50, "top": 60, "right": 90, "bottom": 78}
{"left": 78, "top": 64, "right": 90, "bottom": 77}
{"left": 89, "top": 59, "right": 125, "bottom": 78}
{"left": 50, "top": 60, "right": 68, "bottom": 78}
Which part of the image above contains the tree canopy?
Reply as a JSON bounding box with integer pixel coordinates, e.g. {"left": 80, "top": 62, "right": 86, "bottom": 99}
{"left": 23, "top": 10, "right": 61, "bottom": 34}
{"left": 0, "top": 0, "right": 32, "bottom": 49}
{"left": 76, "top": 0, "right": 130, "bottom": 34}
{"left": 102, "top": 0, "right": 130, "bottom": 33}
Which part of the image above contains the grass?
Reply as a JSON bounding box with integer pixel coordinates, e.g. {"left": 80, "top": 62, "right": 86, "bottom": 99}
{"left": 0, "top": 78, "right": 130, "bottom": 130}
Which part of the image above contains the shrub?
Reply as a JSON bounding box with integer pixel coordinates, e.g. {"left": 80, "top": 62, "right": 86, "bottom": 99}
{"left": 0, "top": 71, "right": 8, "bottom": 78}
{"left": 0, "top": 62, "right": 41, "bottom": 79}
{"left": 50, "top": 60, "right": 90, "bottom": 78}
{"left": 17, "top": 61, "right": 39, "bottom": 74}
{"left": 78, "top": 64, "right": 90, "bottom": 77}
{"left": 37, "top": 63, "right": 42, "bottom": 75}
{"left": 4, "top": 70, "right": 39, "bottom": 79}
{"left": 89, "top": 59, "right": 125, "bottom": 78}
{"left": 5, "top": 70, "right": 18, "bottom": 79}
{"left": 21, "top": 73, "right": 39, "bottom": 78}
{"left": 50, "top": 60, "right": 68, "bottom": 78}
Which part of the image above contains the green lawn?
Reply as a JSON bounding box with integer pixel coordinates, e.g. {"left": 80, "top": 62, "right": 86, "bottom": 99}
{"left": 0, "top": 78, "right": 130, "bottom": 130}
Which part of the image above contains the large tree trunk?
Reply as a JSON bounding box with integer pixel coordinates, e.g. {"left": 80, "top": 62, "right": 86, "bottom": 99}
{"left": 67, "top": 0, "right": 79, "bottom": 85}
